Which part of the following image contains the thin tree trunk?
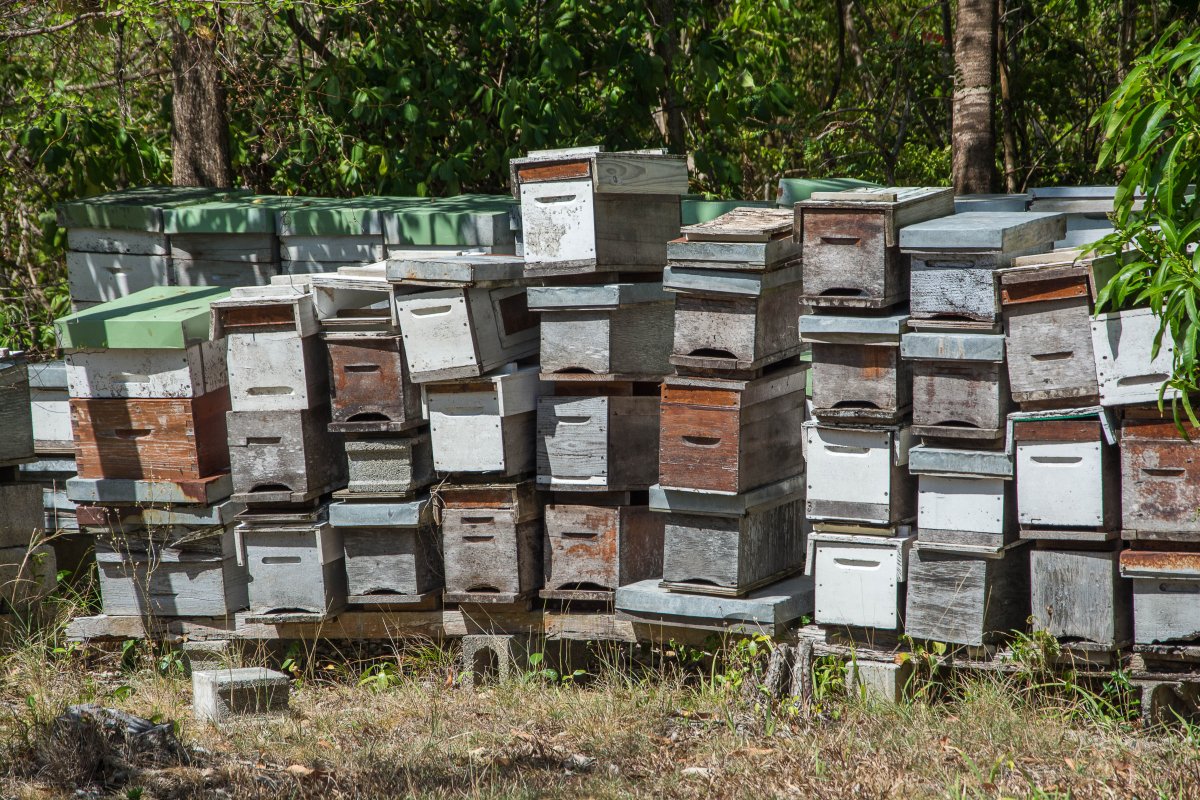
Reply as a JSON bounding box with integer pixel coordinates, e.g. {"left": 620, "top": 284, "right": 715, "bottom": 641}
{"left": 1117, "top": 0, "right": 1136, "bottom": 81}
{"left": 951, "top": 0, "right": 997, "bottom": 194}
{"left": 171, "top": 10, "right": 233, "bottom": 188}
{"left": 649, "top": 0, "right": 686, "bottom": 153}
{"left": 997, "top": 0, "right": 1019, "bottom": 193}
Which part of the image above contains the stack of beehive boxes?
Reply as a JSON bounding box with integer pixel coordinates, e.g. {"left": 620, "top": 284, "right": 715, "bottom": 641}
{"left": 647, "top": 206, "right": 808, "bottom": 599}
{"left": 795, "top": 188, "right": 950, "bottom": 635}
{"left": 515, "top": 147, "right": 686, "bottom": 604}
{"left": 57, "top": 186, "right": 239, "bottom": 311}
{"left": 995, "top": 247, "right": 1129, "bottom": 654}
{"left": 892, "top": 209, "right": 1064, "bottom": 647}
{"left": 57, "top": 287, "right": 247, "bottom": 619}
{"left": 209, "top": 285, "right": 347, "bottom": 618}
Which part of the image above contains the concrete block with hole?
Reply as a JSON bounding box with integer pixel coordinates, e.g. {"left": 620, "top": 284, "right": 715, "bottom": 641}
{"left": 846, "top": 659, "right": 913, "bottom": 704}
{"left": 192, "top": 667, "right": 290, "bottom": 723}
{"left": 180, "top": 639, "right": 243, "bottom": 674}
{"left": 461, "top": 633, "right": 541, "bottom": 685}
{"left": 1137, "top": 680, "right": 1200, "bottom": 727}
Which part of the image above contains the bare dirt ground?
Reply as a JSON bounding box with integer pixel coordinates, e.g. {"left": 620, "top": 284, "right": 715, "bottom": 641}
{"left": 2, "top": 632, "right": 1199, "bottom": 800}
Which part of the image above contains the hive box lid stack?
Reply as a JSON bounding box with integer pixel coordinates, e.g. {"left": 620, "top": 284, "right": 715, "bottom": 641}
{"left": 54, "top": 287, "right": 248, "bottom": 619}
{"left": 210, "top": 284, "right": 347, "bottom": 620}
{"left": 1028, "top": 186, "right": 1140, "bottom": 249}
{"left": 384, "top": 195, "right": 519, "bottom": 257}
{"left": 277, "top": 197, "right": 428, "bottom": 276}
{"left": 163, "top": 196, "right": 301, "bottom": 290}
{"left": 795, "top": 188, "right": 952, "bottom": 638}
{"left": 57, "top": 186, "right": 243, "bottom": 311}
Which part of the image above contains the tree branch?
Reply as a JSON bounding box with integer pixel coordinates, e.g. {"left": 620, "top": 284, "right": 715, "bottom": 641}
{"left": 0, "top": 9, "right": 126, "bottom": 43}
{"left": 284, "top": 8, "right": 333, "bottom": 63}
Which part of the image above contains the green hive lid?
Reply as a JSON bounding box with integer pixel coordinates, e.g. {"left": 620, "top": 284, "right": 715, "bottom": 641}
{"left": 56, "top": 185, "right": 245, "bottom": 232}
{"left": 777, "top": 178, "right": 880, "bottom": 207}
{"left": 55, "top": 286, "right": 230, "bottom": 350}
{"left": 276, "top": 196, "right": 431, "bottom": 237}
{"left": 383, "top": 195, "right": 517, "bottom": 246}
{"left": 681, "top": 197, "right": 775, "bottom": 226}
{"left": 162, "top": 195, "right": 307, "bottom": 234}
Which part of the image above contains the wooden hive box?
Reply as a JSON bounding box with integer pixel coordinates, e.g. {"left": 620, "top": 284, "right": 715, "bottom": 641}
{"left": 72, "top": 391, "right": 231, "bottom": 481}
{"left": 1120, "top": 408, "right": 1200, "bottom": 541}
{"left": 328, "top": 498, "right": 441, "bottom": 604}
{"left": 311, "top": 267, "right": 397, "bottom": 331}
{"left": 527, "top": 283, "right": 673, "bottom": 380}
{"left": 278, "top": 196, "right": 425, "bottom": 272}
{"left": 227, "top": 406, "right": 346, "bottom": 504}
{"left": 224, "top": 333, "right": 329, "bottom": 413}
{"left": 899, "top": 211, "right": 1066, "bottom": 322}
{"left": 239, "top": 517, "right": 346, "bottom": 616}
{"left": 510, "top": 147, "right": 687, "bottom": 277}
{"left": 666, "top": 265, "right": 803, "bottom": 373}
{"left": 382, "top": 195, "right": 517, "bottom": 256}
{"left": 441, "top": 479, "right": 543, "bottom": 603}
{"left": 800, "top": 311, "right": 910, "bottom": 423}
{"left": 659, "top": 362, "right": 807, "bottom": 494}
{"left": 209, "top": 284, "right": 321, "bottom": 340}
{"left": 0, "top": 354, "right": 34, "bottom": 465}
{"left": 169, "top": 233, "right": 277, "bottom": 263}
{"left": 655, "top": 475, "right": 806, "bottom": 596}
{"left": 173, "top": 260, "right": 278, "bottom": 289}
{"left": 1030, "top": 544, "right": 1130, "bottom": 648}
{"left": 394, "top": 286, "right": 538, "bottom": 383}
{"left": 386, "top": 253, "right": 526, "bottom": 288}
{"left": 538, "top": 385, "right": 659, "bottom": 492}
{"left": 796, "top": 187, "right": 954, "bottom": 309}
{"left": 65, "top": 342, "right": 227, "bottom": 400}
{"left": 325, "top": 332, "right": 423, "bottom": 433}
{"left": 902, "top": 329, "right": 1010, "bottom": 442}
{"left": 1014, "top": 411, "right": 1119, "bottom": 541}
{"left": 343, "top": 434, "right": 434, "bottom": 495}
{"left": 57, "top": 185, "right": 237, "bottom": 235}
{"left": 94, "top": 525, "right": 248, "bottom": 617}
{"left": 542, "top": 503, "right": 664, "bottom": 600}
{"left": 1029, "top": 186, "right": 1136, "bottom": 249}
{"left": 0, "top": 484, "right": 45, "bottom": 548}
{"left": 910, "top": 445, "right": 1014, "bottom": 549}
{"left": 0, "top": 544, "right": 56, "bottom": 613}
{"left": 1091, "top": 306, "right": 1178, "bottom": 407}
{"left": 809, "top": 531, "right": 914, "bottom": 630}
{"left": 904, "top": 541, "right": 1030, "bottom": 647}
{"left": 1120, "top": 549, "right": 1200, "bottom": 645}
{"left": 66, "top": 473, "right": 233, "bottom": 507}
{"left": 804, "top": 421, "right": 915, "bottom": 526}
{"left": 29, "top": 361, "right": 73, "bottom": 453}
{"left": 66, "top": 252, "right": 172, "bottom": 306}
{"left": 998, "top": 251, "right": 1104, "bottom": 407}
{"left": 953, "top": 194, "right": 1031, "bottom": 213}
{"left": 427, "top": 365, "right": 540, "bottom": 476}
{"left": 668, "top": 207, "right": 799, "bottom": 272}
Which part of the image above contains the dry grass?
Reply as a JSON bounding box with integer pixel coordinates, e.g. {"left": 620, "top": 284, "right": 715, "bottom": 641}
{"left": 0, "top": 630, "right": 1199, "bottom": 800}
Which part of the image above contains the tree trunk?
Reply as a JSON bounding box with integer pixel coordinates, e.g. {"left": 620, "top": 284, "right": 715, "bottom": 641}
{"left": 171, "top": 11, "right": 233, "bottom": 188}
{"left": 649, "top": 0, "right": 686, "bottom": 153}
{"left": 1117, "top": 0, "right": 1136, "bottom": 81}
{"left": 997, "top": 0, "right": 1019, "bottom": 193}
{"left": 951, "top": 0, "right": 997, "bottom": 194}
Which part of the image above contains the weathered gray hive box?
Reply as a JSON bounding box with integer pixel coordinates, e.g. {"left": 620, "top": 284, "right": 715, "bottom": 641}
{"left": 0, "top": 544, "right": 56, "bottom": 612}
{"left": 66, "top": 472, "right": 233, "bottom": 507}
{"left": 904, "top": 540, "right": 1029, "bottom": 647}
{"left": 659, "top": 363, "right": 807, "bottom": 494}
{"left": 441, "top": 479, "right": 543, "bottom": 603}
{"left": 239, "top": 517, "right": 346, "bottom": 616}
{"left": 510, "top": 146, "right": 687, "bottom": 277}
{"left": 537, "top": 389, "right": 659, "bottom": 492}
{"left": 328, "top": 497, "right": 441, "bottom": 602}
{"left": 1120, "top": 550, "right": 1200, "bottom": 645}
{"left": 809, "top": 532, "right": 914, "bottom": 630}
{"left": 1031, "top": 546, "right": 1130, "bottom": 648}
{"left": 653, "top": 475, "right": 806, "bottom": 597}
{"left": 527, "top": 283, "right": 673, "bottom": 379}
{"left": 804, "top": 421, "right": 914, "bottom": 526}
{"left": 1091, "top": 306, "right": 1178, "bottom": 407}
{"left": 28, "top": 361, "right": 73, "bottom": 453}
{"left": 227, "top": 406, "right": 346, "bottom": 505}
{"left": 999, "top": 249, "right": 1105, "bottom": 407}
{"left": 386, "top": 253, "right": 526, "bottom": 288}
{"left": 343, "top": 434, "right": 434, "bottom": 495}
{"left": 1012, "top": 408, "right": 1119, "bottom": 541}
{"left": 0, "top": 351, "right": 34, "bottom": 465}
{"left": 669, "top": 207, "right": 799, "bottom": 271}
{"left": 193, "top": 667, "right": 290, "bottom": 723}
{"left": 953, "top": 193, "right": 1030, "bottom": 214}
{"left": 0, "top": 484, "right": 48, "bottom": 548}
{"left": 615, "top": 573, "right": 814, "bottom": 638}
{"left": 382, "top": 194, "right": 517, "bottom": 256}
{"left": 310, "top": 267, "right": 397, "bottom": 332}
{"left": 95, "top": 525, "right": 247, "bottom": 617}
{"left": 668, "top": 276, "right": 803, "bottom": 373}
{"left": 163, "top": 196, "right": 297, "bottom": 289}
{"left": 910, "top": 445, "right": 1013, "bottom": 549}
{"left": 325, "top": 331, "right": 424, "bottom": 433}
{"left": 276, "top": 197, "right": 417, "bottom": 273}
{"left": 797, "top": 187, "right": 953, "bottom": 309}
{"left": 394, "top": 286, "right": 538, "bottom": 383}
{"left": 899, "top": 211, "right": 1066, "bottom": 321}
{"left": 1119, "top": 408, "right": 1200, "bottom": 541}
{"left": 800, "top": 311, "right": 911, "bottom": 423}
{"left": 542, "top": 503, "right": 664, "bottom": 599}
{"left": 901, "top": 330, "right": 1009, "bottom": 442}
{"left": 427, "top": 365, "right": 540, "bottom": 476}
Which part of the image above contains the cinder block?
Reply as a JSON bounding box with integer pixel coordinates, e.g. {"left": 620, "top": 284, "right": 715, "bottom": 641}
{"left": 460, "top": 634, "right": 539, "bottom": 685}
{"left": 846, "top": 659, "right": 913, "bottom": 704}
{"left": 192, "top": 667, "right": 290, "bottom": 723}
{"left": 180, "top": 640, "right": 243, "bottom": 674}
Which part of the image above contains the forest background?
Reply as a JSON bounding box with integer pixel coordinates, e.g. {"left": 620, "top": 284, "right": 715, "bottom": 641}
{"left": 0, "top": 0, "right": 1196, "bottom": 351}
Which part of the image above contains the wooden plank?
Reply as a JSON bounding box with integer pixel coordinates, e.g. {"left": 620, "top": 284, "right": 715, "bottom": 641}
{"left": 679, "top": 207, "right": 793, "bottom": 242}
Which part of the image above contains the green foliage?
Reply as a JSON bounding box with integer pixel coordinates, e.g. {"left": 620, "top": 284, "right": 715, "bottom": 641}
{"left": 1093, "top": 27, "right": 1200, "bottom": 427}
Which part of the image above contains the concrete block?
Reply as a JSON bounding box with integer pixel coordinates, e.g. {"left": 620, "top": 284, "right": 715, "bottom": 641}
{"left": 180, "top": 640, "right": 243, "bottom": 674}
{"left": 846, "top": 660, "right": 914, "bottom": 704}
{"left": 192, "top": 667, "right": 290, "bottom": 723}
{"left": 461, "top": 634, "right": 539, "bottom": 685}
